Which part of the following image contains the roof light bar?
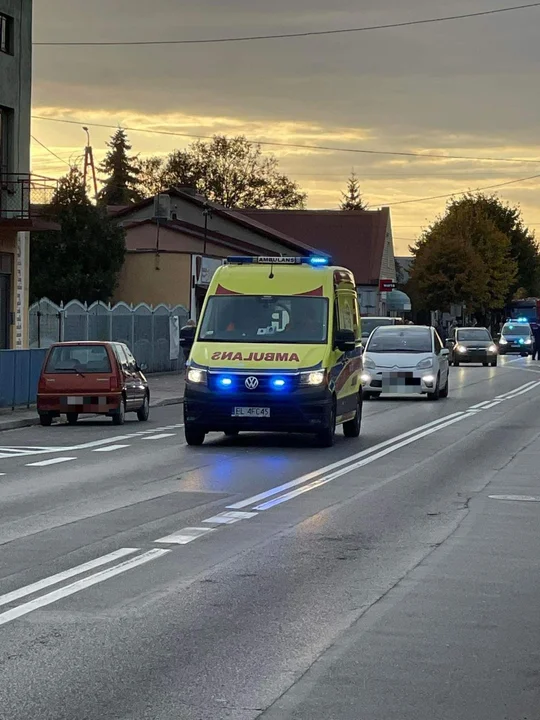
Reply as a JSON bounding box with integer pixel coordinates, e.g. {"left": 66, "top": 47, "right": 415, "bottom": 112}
{"left": 226, "top": 256, "right": 330, "bottom": 266}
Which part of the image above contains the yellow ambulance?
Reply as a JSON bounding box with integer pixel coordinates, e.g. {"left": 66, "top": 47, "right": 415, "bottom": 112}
{"left": 182, "top": 256, "right": 363, "bottom": 447}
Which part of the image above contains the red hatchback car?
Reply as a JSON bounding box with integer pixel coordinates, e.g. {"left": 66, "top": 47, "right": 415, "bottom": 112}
{"left": 37, "top": 341, "right": 150, "bottom": 427}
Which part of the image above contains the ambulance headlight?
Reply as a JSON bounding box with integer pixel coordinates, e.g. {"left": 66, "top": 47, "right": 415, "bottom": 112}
{"left": 187, "top": 368, "right": 207, "bottom": 385}
{"left": 300, "top": 370, "right": 326, "bottom": 386}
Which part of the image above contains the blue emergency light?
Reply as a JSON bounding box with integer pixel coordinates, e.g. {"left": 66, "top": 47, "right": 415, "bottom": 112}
{"left": 226, "top": 255, "right": 330, "bottom": 266}
{"left": 217, "top": 376, "right": 234, "bottom": 388}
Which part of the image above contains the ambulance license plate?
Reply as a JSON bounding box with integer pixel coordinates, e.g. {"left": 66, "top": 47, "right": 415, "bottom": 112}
{"left": 232, "top": 407, "right": 270, "bottom": 418}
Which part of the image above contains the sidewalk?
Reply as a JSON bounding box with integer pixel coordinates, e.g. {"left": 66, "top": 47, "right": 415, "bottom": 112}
{"left": 0, "top": 372, "right": 185, "bottom": 432}
{"left": 261, "top": 431, "right": 540, "bottom": 720}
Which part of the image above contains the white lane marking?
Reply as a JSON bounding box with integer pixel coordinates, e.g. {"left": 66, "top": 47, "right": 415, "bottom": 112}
{"left": 503, "top": 381, "right": 540, "bottom": 399}
{"left": 92, "top": 444, "right": 131, "bottom": 453}
{"left": 228, "top": 412, "right": 465, "bottom": 510}
{"left": 0, "top": 548, "right": 138, "bottom": 609}
{"left": 203, "top": 511, "right": 258, "bottom": 525}
{"left": 481, "top": 401, "right": 502, "bottom": 409}
{"left": 26, "top": 457, "right": 77, "bottom": 467}
{"left": 0, "top": 473, "right": 5, "bottom": 476}
{"left": 155, "top": 527, "right": 214, "bottom": 545}
{"left": 0, "top": 425, "right": 185, "bottom": 459}
{"left": 495, "top": 380, "right": 537, "bottom": 399}
{"left": 469, "top": 400, "right": 495, "bottom": 409}
{"left": 0, "top": 549, "right": 169, "bottom": 627}
{"left": 254, "top": 412, "right": 468, "bottom": 511}
{"left": 489, "top": 494, "right": 540, "bottom": 502}
{"left": 142, "top": 433, "right": 176, "bottom": 441}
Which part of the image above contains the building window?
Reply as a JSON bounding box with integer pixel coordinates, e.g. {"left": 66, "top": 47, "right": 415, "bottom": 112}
{"left": 0, "top": 13, "right": 14, "bottom": 55}
{"left": 0, "top": 106, "right": 14, "bottom": 175}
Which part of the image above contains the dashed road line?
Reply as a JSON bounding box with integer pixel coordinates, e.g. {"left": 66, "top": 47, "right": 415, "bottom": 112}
{"left": 142, "top": 433, "right": 176, "bottom": 441}
{"left": 92, "top": 444, "right": 131, "bottom": 453}
{"left": 26, "top": 457, "right": 77, "bottom": 467}
{"left": 203, "top": 511, "right": 258, "bottom": 525}
{"left": 155, "top": 527, "right": 214, "bottom": 545}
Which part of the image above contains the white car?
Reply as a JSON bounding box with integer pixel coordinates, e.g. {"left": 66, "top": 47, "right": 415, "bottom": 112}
{"left": 362, "top": 325, "right": 450, "bottom": 400}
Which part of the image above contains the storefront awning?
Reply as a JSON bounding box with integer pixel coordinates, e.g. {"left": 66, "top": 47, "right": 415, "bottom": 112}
{"left": 386, "top": 289, "right": 411, "bottom": 312}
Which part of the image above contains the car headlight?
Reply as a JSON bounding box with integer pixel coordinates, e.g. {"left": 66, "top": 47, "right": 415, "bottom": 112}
{"left": 416, "top": 358, "right": 433, "bottom": 369}
{"left": 499, "top": 337, "right": 507, "bottom": 345}
{"left": 361, "top": 373, "right": 371, "bottom": 384}
{"left": 187, "top": 367, "right": 207, "bottom": 384}
{"left": 363, "top": 357, "right": 376, "bottom": 371}
{"left": 456, "top": 345, "right": 467, "bottom": 353}
{"left": 488, "top": 344, "right": 497, "bottom": 353}
{"left": 525, "top": 338, "right": 532, "bottom": 345}
{"left": 300, "top": 370, "right": 326, "bottom": 386}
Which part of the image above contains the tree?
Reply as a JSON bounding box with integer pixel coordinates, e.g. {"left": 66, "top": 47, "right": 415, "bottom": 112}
{"left": 449, "top": 193, "right": 540, "bottom": 300}
{"left": 408, "top": 234, "right": 487, "bottom": 312}
{"left": 31, "top": 168, "right": 126, "bottom": 304}
{"left": 99, "top": 129, "right": 141, "bottom": 206}
{"left": 410, "top": 199, "right": 517, "bottom": 312}
{"left": 136, "top": 135, "right": 306, "bottom": 209}
{"left": 340, "top": 171, "right": 367, "bottom": 210}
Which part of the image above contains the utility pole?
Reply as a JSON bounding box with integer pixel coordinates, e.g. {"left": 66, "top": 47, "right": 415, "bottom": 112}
{"left": 202, "top": 200, "right": 212, "bottom": 256}
{"left": 82, "top": 126, "right": 98, "bottom": 200}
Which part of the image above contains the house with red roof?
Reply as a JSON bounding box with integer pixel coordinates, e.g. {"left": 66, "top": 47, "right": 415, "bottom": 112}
{"left": 241, "top": 208, "right": 402, "bottom": 315}
{"left": 108, "top": 188, "right": 319, "bottom": 318}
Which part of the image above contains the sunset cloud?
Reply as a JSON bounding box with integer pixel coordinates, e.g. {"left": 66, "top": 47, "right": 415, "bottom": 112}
{"left": 32, "top": 0, "right": 540, "bottom": 253}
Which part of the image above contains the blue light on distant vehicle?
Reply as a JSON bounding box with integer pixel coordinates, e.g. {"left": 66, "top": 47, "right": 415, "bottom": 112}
{"left": 519, "top": 338, "right": 524, "bottom": 344}
{"left": 271, "top": 377, "right": 286, "bottom": 389}
{"left": 517, "top": 317, "right": 528, "bottom": 322}
{"left": 309, "top": 256, "right": 328, "bottom": 266}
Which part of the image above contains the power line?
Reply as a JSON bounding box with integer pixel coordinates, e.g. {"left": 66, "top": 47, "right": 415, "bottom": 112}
{"left": 31, "top": 134, "right": 71, "bottom": 166}
{"left": 33, "top": 2, "right": 540, "bottom": 46}
{"left": 31, "top": 115, "right": 540, "bottom": 165}
{"left": 384, "top": 172, "right": 540, "bottom": 207}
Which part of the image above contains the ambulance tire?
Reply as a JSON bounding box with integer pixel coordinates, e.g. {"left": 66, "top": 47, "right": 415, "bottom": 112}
{"left": 185, "top": 424, "right": 206, "bottom": 446}
{"left": 343, "top": 393, "right": 362, "bottom": 438}
{"left": 316, "top": 399, "right": 336, "bottom": 448}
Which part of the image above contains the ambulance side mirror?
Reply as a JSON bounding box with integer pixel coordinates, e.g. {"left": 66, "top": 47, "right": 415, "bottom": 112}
{"left": 335, "top": 329, "right": 356, "bottom": 352}
{"left": 179, "top": 326, "right": 196, "bottom": 347}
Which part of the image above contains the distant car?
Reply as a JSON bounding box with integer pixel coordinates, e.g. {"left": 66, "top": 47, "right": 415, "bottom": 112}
{"left": 497, "top": 321, "right": 534, "bottom": 356}
{"left": 361, "top": 316, "right": 404, "bottom": 342}
{"left": 37, "top": 341, "right": 150, "bottom": 427}
{"left": 446, "top": 327, "right": 498, "bottom": 366}
{"left": 362, "top": 325, "right": 449, "bottom": 400}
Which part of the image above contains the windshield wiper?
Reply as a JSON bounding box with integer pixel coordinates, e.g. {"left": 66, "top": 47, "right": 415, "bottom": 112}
{"left": 61, "top": 368, "right": 86, "bottom": 377}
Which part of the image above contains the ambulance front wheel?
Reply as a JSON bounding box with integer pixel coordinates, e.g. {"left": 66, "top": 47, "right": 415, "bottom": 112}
{"left": 343, "top": 393, "right": 362, "bottom": 438}
{"left": 185, "top": 424, "right": 206, "bottom": 446}
{"left": 316, "top": 398, "right": 336, "bottom": 448}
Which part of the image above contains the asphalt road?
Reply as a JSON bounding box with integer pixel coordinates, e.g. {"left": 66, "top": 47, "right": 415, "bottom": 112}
{"left": 1, "top": 356, "right": 540, "bottom": 719}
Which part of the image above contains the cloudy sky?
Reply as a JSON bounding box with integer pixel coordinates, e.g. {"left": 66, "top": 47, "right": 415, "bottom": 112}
{"left": 32, "top": 0, "right": 540, "bottom": 254}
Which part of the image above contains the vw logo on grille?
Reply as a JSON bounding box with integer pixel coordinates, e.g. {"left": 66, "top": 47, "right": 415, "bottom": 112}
{"left": 245, "top": 376, "right": 259, "bottom": 390}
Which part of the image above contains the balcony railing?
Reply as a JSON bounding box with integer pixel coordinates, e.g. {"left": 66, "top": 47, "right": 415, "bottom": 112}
{"left": 0, "top": 173, "right": 58, "bottom": 222}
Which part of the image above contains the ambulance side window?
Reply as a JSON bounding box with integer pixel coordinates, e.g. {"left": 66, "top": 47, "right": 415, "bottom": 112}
{"left": 337, "top": 292, "right": 355, "bottom": 334}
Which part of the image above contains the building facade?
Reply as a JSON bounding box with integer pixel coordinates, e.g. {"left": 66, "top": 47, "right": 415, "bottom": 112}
{"left": 110, "top": 188, "right": 319, "bottom": 320}
{"left": 0, "top": 0, "right": 32, "bottom": 348}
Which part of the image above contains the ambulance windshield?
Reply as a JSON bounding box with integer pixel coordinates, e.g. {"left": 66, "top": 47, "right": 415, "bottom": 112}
{"left": 198, "top": 295, "right": 329, "bottom": 344}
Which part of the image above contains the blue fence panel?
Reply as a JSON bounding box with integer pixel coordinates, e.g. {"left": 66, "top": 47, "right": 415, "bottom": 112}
{"left": 0, "top": 349, "right": 48, "bottom": 408}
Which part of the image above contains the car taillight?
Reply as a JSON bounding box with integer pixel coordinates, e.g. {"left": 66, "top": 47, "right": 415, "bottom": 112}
{"left": 38, "top": 377, "right": 47, "bottom": 393}
{"left": 110, "top": 375, "right": 119, "bottom": 391}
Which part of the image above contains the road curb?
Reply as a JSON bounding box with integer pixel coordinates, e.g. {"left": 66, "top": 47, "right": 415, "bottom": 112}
{"left": 0, "top": 397, "right": 184, "bottom": 432}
